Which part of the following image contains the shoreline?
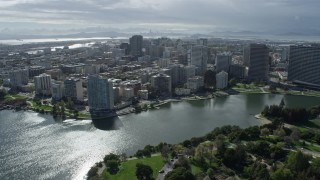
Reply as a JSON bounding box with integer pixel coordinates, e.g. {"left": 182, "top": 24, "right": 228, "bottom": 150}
{"left": 254, "top": 113, "right": 293, "bottom": 128}
{"left": 1, "top": 91, "right": 320, "bottom": 121}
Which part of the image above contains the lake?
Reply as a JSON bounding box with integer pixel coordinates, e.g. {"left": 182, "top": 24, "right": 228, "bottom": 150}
{"left": 0, "top": 94, "right": 319, "bottom": 180}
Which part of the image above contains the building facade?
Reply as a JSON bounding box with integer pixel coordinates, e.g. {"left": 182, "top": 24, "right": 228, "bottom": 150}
{"left": 130, "top": 35, "right": 143, "bottom": 57}
{"left": 151, "top": 73, "right": 172, "bottom": 95}
{"left": 247, "top": 44, "right": 269, "bottom": 81}
{"left": 288, "top": 45, "right": 320, "bottom": 86}
{"left": 9, "top": 69, "right": 29, "bottom": 87}
{"left": 87, "top": 75, "right": 114, "bottom": 111}
{"left": 34, "top": 73, "right": 52, "bottom": 95}
{"left": 188, "top": 45, "right": 208, "bottom": 75}
{"left": 216, "top": 53, "right": 232, "bottom": 73}
{"left": 216, "top": 71, "right": 228, "bottom": 89}
{"left": 64, "top": 78, "right": 83, "bottom": 101}
{"left": 51, "top": 81, "right": 64, "bottom": 100}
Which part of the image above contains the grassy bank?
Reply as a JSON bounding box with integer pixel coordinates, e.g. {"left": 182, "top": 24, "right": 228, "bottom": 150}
{"left": 103, "top": 156, "right": 165, "bottom": 180}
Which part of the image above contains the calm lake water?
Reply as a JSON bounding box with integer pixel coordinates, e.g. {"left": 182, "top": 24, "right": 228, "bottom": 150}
{"left": 0, "top": 94, "right": 319, "bottom": 180}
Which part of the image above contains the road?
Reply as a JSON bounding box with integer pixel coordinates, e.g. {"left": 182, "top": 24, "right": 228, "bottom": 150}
{"left": 157, "top": 158, "right": 178, "bottom": 180}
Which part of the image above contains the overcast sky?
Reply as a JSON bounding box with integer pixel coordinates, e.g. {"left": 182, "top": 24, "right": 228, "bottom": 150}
{"left": 1, "top": 0, "right": 320, "bottom": 34}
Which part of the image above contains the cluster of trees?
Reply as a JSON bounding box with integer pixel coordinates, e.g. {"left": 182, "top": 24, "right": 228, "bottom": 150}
{"left": 103, "top": 153, "right": 120, "bottom": 174}
{"left": 52, "top": 98, "right": 79, "bottom": 118}
{"left": 262, "top": 104, "right": 320, "bottom": 123}
{"left": 92, "top": 121, "right": 320, "bottom": 180}
{"left": 0, "top": 89, "right": 7, "bottom": 100}
{"left": 135, "top": 163, "right": 153, "bottom": 180}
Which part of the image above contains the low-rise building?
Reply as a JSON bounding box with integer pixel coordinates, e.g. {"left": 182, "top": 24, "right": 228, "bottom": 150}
{"left": 175, "top": 88, "right": 191, "bottom": 96}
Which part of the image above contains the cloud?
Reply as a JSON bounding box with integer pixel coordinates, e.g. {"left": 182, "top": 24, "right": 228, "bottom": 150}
{"left": 0, "top": 0, "right": 320, "bottom": 33}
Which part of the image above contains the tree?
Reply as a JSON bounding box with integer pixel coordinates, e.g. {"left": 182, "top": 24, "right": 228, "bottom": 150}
{"left": 310, "top": 157, "right": 320, "bottom": 179}
{"left": 136, "top": 163, "right": 153, "bottom": 180}
{"left": 223, "top": 145, "right": 247, "bottom": 170}
{"left": 286, "top": 151, "right": 310, "bottom": 172}
{"left": 87, "top": 166, "right": 99, "bottom": 179}
{"left": 174, "top": 157, "right": 191, "bottom": 171}
{"left": 66, "top": 97, "right": 75, "bottom": 110}
{"left": 103, "top": 153, "right": 120, "bottom": 164}
{"left": 164, "top": 167, "right": 195, "bottom": 180}
{"left": 206, "top": 168, "right": 214, "bottom": 179}
{"left": 106, "top": 160, "right": 119, "bottom": 174}
{"left": 245, "top": 161, "right": 270, "bottom": 180}
{"left": 161, "top": 145, "right": 170, "bottom": 161}
{"left": 272, "top": 168, "right": 294, "bottom": 180}
{"left": 0, "top": 89, "right": 7, "bottom": 100}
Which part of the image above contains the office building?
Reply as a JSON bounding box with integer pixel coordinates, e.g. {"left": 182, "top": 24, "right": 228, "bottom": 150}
{"left": 187, "top": 76, "right": 204, "bottom": 93}
{"left": 9, "top": 69, "right": 29, "bottom": 87}
{"left": 34, "top": 73, "right": 52, "bottom": 95}
{"left": 87, "top": 75, "right": 114, "bottom": 111}
{"left": 247, "top": 44, "right": 269, "bottom": 81}
{"left": 216, "top": 53, "right": 232, "bottom": 73}
{"left": 130, "top": 35, "right": 143, "bottom": 57}
{"left": 229, "top": 64, "right": 247, "bottom": 79}
{"left": 216, "top": 71, "right": 228, "bottom": 89}
{"left": 288, "top": 45, "right": 320, "bottom": 86}
{"left": 51, "top": 81, "right": 64, "bottom": 100}
{"left": 28, "top": 66, "right": 45, "bottom": 78}
{"left": 197, "top": 38, "right": 208, "bottom": 46}
{"left": 151, "top": 73, "right": 172, "bottom": 95}
{"left": 64, "top": 78, "right": 83, "bottom": 101}
{"left": 188, "top": 45, "right": 208, "bottom": 75}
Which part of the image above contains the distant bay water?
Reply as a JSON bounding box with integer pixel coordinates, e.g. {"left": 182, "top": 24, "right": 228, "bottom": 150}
{"left": 0, "top": 94, "right": 319, "bottom": 180}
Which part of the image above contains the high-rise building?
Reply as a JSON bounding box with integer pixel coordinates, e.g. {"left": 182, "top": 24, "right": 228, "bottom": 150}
{"left": 197, "top": 38, "right": 208, "bottom": 46}
{"left": 247, "top": 44, "right": 269, "bottom": 81}
{"left": 288, "top": 45, "right": 320, "bottom": 86}
{"left": 28, "top": 66, "right": 45, "bottom": 78}
{"left": 34, "top": 73, "right": 52, "bottom": 95}
{"left": 243, "top": 46, "right": 250, "bottom": 67}
{"left": 216, "top": 71, "right": 228, "bottom": 89}
{"left": 151, "top": 73, "right": 172, "bottom": 95}
{"left": 87, "top": 75, "right": 114, "bottom": 111}
{"left": 51, "top": 81, "right": 64, "bottom": 100}
{"left": 9, "top": 69, "right": 29, "bottom": 87}
{"left": 64, "top": 78, "right": 83, "bottom": 101}
{"left": 187, "top": 76, "right": 204, "bottom": 92}
{"left": 229, "top": 64, "right": 247, "bottom": 79}
{"left": 130, "top": 35, "right": 143, "bottom": 57}
{"left": 216, "top": 53, "right": 232, "bottom": 73}
{"left": 188, "top": 45, "right": 208, "bottom": 75}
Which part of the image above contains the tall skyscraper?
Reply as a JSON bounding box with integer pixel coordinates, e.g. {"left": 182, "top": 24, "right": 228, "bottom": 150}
{"left": 87, "top": 75, "right": 114, "bottom": 112}
{"left": 34, "top": 73, "right": 52, "bottom": 95}
{"left": 247, "top": 44, "right": 269, "bottom": 81}
{"left": 216, "top": 53, "right": 232, "bottom": 73}
{"left": 188, "top": 45, "right": 208, "bottom": 75}
{"left": 130, "top": 35, "right": 143, "bottom": 57}
{"left": 288, "top": 45, "right": 320, "bottom": 86}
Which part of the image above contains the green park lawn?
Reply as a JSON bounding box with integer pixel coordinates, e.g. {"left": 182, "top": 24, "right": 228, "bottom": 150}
{"left": 4, "top": 94, "right": 28, "bottom": 101}
{"left": 104, "top": 156, "right": 165, "bottom": 180}
{"left": 191, "top": 164, "right": 202, "bottom": 175}
{"left": 30, "top": 101, "right": 53, "bottom": 111}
